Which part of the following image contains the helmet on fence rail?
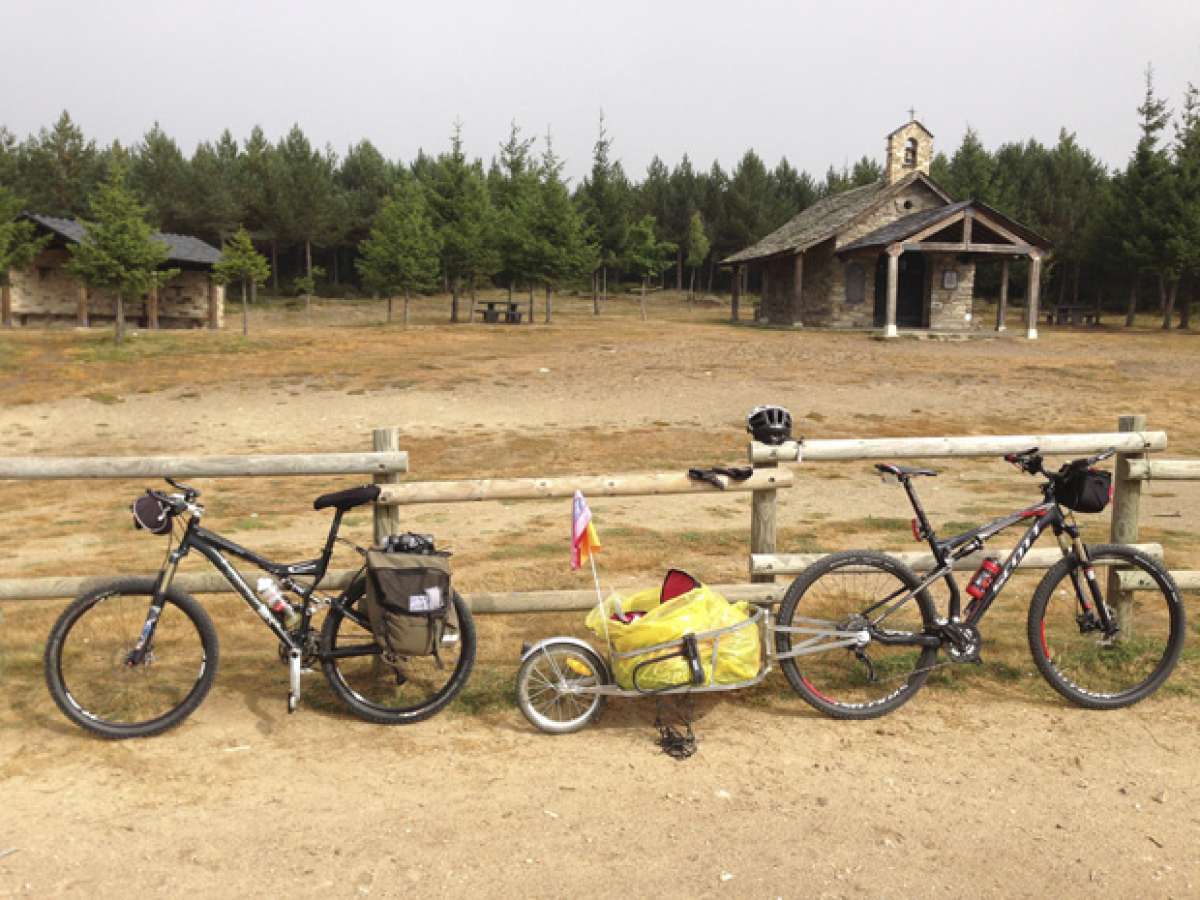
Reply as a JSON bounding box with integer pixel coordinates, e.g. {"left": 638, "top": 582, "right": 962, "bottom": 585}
{"left": 746, "top": 405, "right": 793, "bottom": 445}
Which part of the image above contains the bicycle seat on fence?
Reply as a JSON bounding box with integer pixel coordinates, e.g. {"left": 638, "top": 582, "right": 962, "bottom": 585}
{"left": 875, "top": 463, "right": 937, "bottom": 478}
{"left": 313, "top": 483, "right": 381, "bottom": 511}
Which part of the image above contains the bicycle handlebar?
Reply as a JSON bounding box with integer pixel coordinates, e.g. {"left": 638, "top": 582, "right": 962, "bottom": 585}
{"left": 1002, "top": 446, "right": 1116, "bottom": 477}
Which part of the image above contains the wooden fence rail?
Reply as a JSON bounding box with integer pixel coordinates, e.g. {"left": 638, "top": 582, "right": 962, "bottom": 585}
{"left": 0, "top": 451, "right": 409, "bottom": 480}
{"left": 1, "top": 416, "right": 1196, "bottom": 607}
{"left": 749, "top": 430, "right": 1168, "bottom": 465}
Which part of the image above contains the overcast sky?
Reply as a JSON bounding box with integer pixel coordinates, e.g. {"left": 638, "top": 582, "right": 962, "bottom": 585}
{"left": 2, "top": 0, "right": 1198, "bottom": 183}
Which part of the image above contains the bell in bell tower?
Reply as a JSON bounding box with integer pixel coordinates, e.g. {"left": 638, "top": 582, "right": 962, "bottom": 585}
{"left": 884, "top": 119, "right": 933, "bottom": 184}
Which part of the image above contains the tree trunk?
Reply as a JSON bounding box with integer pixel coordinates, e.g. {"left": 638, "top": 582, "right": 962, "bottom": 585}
{"left": 387, "top": 294, "right": 394, "bottom": 324}
{"left": 676, "top": 248, "right": 683, "bottom": 291}
{"left": 706, "top": 257, "right": 715, "bottom": 295}
{"left": 271, "top": 241, "right": 279, "bottom": 291}
{"left": 545, "top": 284, "right": 552, "bottom": 324}
{"left": 688, "top": 268, "right": 695, "bottom": 310}
{"left": 508, "top": 280, "right": 514, "bottom": 303}
{"left": 1, "top": 283, "right": 12, "bottom": 328}
{"left": 601, "top": 266, "right": 607, "bottom": 301}
{"left": 640, "top": 277, "right": 647, "bottom": 321}
{"left": 115, "top": 292, "right": 126, "bottom": 345}
{"left": 1180, "top": 274, "right": 1192, "bottom": 330}
{"left": 1162, "top": 276, "right": 1179, "bottom": 330}
{"left": 332, "top": 248, "right": 339, "bottom": 285}
{"left": 1125, "top": 279, "right": 1137, "bottom": 327}
{"left": 451, "top": 278, "right": 461, "bottom": 323}
{"left": 1072, "top": 260, "right": 1080, "bottom": 306}
{"left": 592, "top": 270, "right": 599, "bottom": 315}
{"left": 403, "top": 289, "right": 410, "bottom": 328}
{"left": 241, "top": 278, "right": 248, "bottom": 336}
{"left": 468, "top": 279, "right": 477, "bottom": 323}
{"left": 528, "top": 283, "right": 534, "bottom": 324}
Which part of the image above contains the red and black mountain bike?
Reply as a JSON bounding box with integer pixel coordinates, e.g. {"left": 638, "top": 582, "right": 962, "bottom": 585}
{"left": 774, "top": 448, "right": 1185, "bottom": 719}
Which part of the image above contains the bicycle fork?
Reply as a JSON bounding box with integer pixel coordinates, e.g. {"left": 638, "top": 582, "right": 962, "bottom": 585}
{"left": 1059, "top": 529, "right": 1116, "bottom": 637}
{"left": 127, "top": 548, "right": 186, "bottom": 667}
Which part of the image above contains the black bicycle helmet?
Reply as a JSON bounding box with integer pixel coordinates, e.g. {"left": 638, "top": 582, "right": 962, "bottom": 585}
{"left": 746, "top": 405, "right": 793, "bottom": 445}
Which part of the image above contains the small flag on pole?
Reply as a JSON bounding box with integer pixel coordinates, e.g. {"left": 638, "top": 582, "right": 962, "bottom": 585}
{"left": 571, "top": 490, "right": 602, "bottom": 570}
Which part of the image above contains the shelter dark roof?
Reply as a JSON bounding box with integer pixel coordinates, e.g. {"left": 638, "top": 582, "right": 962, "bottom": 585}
{"left": 837, "top": 200, "right": 1051, "bottom": 253}
{"left": 722, "top": 172, "right": 951, "bottom": 265}
{"left": 22, "top": 213, "right": 222, "bottom": 266}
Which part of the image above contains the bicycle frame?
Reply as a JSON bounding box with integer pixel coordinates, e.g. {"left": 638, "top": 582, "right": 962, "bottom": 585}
{"left": 878, "top": 475, "right": 1113, "bottom": 636}
{"left": 134, "top": 505, "right": 366, "bottom": 663}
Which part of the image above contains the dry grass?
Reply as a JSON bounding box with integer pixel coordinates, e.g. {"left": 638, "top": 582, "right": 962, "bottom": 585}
{"left": 2, "top": 290, "right": 1199, "bottom": 711}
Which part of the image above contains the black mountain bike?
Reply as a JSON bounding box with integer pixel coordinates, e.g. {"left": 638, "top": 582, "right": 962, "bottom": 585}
{"left": 44, "top": 480, "right": 476, "bottom": 739}
{"left": 775, "top": 449, "right": 1185, "bottom": 719}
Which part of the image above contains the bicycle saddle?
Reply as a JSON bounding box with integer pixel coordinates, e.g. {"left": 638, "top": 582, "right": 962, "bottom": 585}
{"left": 875, "top": 463, "right": 937, "bottom": 478}
{"left": 313, "top": 483, "right": 381, "bottom": 511}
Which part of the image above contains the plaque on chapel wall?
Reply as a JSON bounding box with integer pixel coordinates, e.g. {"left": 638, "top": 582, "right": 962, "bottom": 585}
{"left": 845, "top": 262, "right": 866, "bottom": 304}
{"left": 942, "top": 269, "right": 958, "bottom": 290}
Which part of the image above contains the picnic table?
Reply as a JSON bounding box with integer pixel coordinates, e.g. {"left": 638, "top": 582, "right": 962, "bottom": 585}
{"left": 1048, "top": 305, "right": 1098, "bottom": 326}
{"left": 475, "top": 300, "right": 523, "bottom": 324}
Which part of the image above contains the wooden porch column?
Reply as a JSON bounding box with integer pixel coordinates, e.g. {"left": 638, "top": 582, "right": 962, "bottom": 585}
{"left": 147, "top": 284, "right": 160, "bottom": 330}
{"left": 791, "top": 252, "right": 804, "bottom": 327}
{"left": 1, "top": 282, "right": 11, "bottom": 328}
{"left": 760, "top": 267, "right": 769, "bottom": 321}
{"left": 207, "top": 278, "right": 219, "bottom": 330}
{"left": 884, "top": 245, "right": 900, "bottom": 338}
{"left": 77, "top": 284, "right": 89, "bottom": 327}
{"left": 731, "top": 264, "right": 741, "bottom": 322}
{"left": 1025, "top": 252, "right": 1042, "bottom": 340}
{"left": 996, "top": 258, "right": 1010, "bottom": 332}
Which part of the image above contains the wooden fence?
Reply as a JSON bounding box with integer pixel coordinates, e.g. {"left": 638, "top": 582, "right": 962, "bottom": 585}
{"left": 0, "top": 417, "right": 1196, "bottom": 611}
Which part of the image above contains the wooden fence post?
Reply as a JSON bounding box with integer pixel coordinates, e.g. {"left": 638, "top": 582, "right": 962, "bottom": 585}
{"left": 1108, "top": 413, "right": 1145, "bottom": 639}
{"left": 749, "top": 450, "right": 778, "bottom": 584}
{"left": 372, "top": 427, "right": 402, "bottom": 547}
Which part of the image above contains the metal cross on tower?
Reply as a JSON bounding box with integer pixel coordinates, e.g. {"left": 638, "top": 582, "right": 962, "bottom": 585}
{"left": 907, "top": 106, "right": 917, "bottom": 121}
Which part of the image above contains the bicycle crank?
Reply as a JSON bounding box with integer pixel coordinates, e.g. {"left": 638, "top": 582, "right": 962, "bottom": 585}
{"left": 942, "top": 623, "right": 983, "bottom": 665}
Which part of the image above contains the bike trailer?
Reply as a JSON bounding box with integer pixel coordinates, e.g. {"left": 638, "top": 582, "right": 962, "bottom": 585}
{"left": 585, "top": 582, "right": 762, "bottom": 691}
{"left": 364, "top": 549, "right": 452, "bottom": 656}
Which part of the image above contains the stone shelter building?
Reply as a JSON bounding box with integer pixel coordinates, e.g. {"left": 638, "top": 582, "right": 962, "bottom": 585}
{"left": 2, "top": 214, "right": 224, "bottom": 329}
{"left": 723, "top": 120, "right": 1051, "bottom": 338}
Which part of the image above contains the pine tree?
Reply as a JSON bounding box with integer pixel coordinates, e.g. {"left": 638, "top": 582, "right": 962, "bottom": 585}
{"left": 529, "top": 132, "right": 596, "bottom": 323}
{"left": 577, "top": 112, "right": 630, "bottom": 305}
{"left": 626, "top": 214, "right": 676, "bottom": 321}
{"left": 1171, "top": 83, "right": 1200, "bottom": 328}
{"left": 684, "top": 211, "right": 710, "bottom": 306}
{"left": 490, "top": 122, "right": 539, "bottom": 306}
{"left": 187, "top": 131, "right": 242, "bottom": 244}
{"left": 0, "top": 186, "right": 50, "bottom": 327}
{"left": 213, "top": 227, "right": 271, "bottom": 336}
{"left": 66, "top": 162, "right": 175, "bottom": 344}
{"left": 356, "top": 176, "right": 441, "bottom": 326}
{"left": 941, "top": 127, "right": 996, "bottom": 202}
{"left": 274, "top": 125, "right": 339, "bottom": 288}
{"left": 238, "top": 126, "right": 283, "bottom": 290}
{"left": 425, "top": 122, "right": 492, "bottom": 322}
{"left": 130, "top": 123, "right": 191, "bottom": 232}
{"left": 17, "top": 111, "right": 101, "bottom": 217}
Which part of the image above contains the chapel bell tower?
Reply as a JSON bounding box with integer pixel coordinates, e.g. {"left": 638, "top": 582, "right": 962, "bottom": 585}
{"left": 884, "top": 119, "right": 933, "bottom": 184}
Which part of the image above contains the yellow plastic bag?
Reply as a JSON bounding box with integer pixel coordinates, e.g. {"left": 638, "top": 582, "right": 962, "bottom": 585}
{"left": 585, "top": 584, "right": 762, "bottom": 690}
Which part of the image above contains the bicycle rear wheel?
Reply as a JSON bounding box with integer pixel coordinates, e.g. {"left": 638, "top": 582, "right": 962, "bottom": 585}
{"left": 321, "top": 579, "right": 476, "bottom": 724}
{"left": 775, "top": 551, "right": 938, "bottom": 719}
{"left": 1028, "top": 545, "right": 1185, "bottom": 709}
{"left": 44, "top": 578, "right": 219, "bottom": 739}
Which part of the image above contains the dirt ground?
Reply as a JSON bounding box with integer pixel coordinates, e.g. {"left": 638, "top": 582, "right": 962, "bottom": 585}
{"left": 2, "top": 293, "right": 1199, "bottom": 897}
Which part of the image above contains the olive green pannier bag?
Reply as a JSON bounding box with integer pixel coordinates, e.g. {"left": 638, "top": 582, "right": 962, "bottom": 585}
{"left": 364, "top": 550, "right": 452, "bottom": 657}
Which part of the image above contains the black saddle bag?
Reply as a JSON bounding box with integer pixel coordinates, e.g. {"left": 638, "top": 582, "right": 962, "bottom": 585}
{"left": 364, "top": 548, "right": 451, "bottom": 657}
{"left": 1054, "top": 466, "right": 1113, "bottom": 514}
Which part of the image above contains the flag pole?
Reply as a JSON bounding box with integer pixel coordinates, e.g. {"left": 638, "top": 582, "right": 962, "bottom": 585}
{"left": 589, "top": 551, "right": 611, "bottom": 650}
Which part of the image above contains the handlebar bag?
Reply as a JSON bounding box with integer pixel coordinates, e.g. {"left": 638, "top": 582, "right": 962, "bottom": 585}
{"left": 364, "top": 550, "right": 451, "bottom": 656}
{"left": 1054, "top": 466, "right": 1113, "bottom": 514}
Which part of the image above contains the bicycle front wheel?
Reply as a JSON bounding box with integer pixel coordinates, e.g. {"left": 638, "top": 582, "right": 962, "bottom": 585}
{"left": 44, "top": 578, "right": 219, "bottom": 739}
{"left": 1028, "top": 545, "right": 1185, "bottom": 709}
{"left": 321, "top": 579, "right": 476, "bottom": 725}
{"left": 776, "top": 551, "right": 938, "bottom": 719}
